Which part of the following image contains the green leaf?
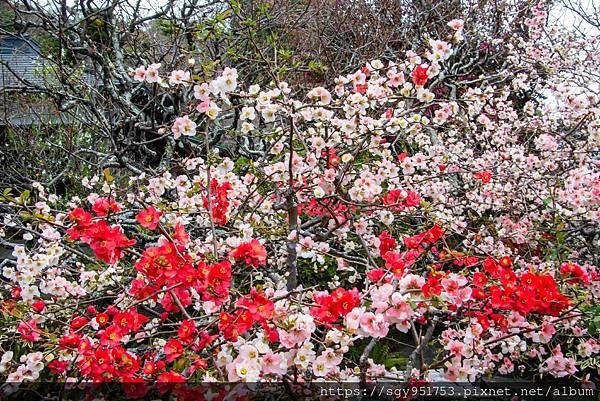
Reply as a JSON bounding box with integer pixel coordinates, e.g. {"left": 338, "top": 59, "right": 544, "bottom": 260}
{"left": 384, "top": 356, "right": 408, "bottom": 369}
{"left": 103, "top": 168, "right": 114, "bottom": 183}
{"left": 0, "top": 188, "right": 14, "bottom": 202}
{"left": 308, "top": 60, "right": 327, "bottom": 73}
{"left": 19, "top": 189, "right": 31, "bottom": 204}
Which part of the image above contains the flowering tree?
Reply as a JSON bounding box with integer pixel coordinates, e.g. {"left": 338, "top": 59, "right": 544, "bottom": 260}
{"left": 0, "top": 1, "right": 598, "bottom": 398}
{"left": 0, "top": 0, "right": 538, "bottom": 189}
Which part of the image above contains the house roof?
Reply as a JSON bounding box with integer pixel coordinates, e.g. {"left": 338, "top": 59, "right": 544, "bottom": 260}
{"left": 0, "top": 36, "right": 46, "bottom": 90}
{"left": 0, "top": 35, "right": 99, "bottom": 126}
{"left": 0, "top": 36, "right": 69, "bottom": 125}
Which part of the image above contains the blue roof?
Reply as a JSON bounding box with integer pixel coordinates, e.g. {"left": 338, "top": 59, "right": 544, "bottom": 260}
{"left": 0, "top": 36, "right": 45, "bottom": 89}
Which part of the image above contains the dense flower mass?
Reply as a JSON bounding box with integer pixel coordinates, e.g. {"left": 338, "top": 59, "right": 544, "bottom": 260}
{"left": 0, "top": 2, "right": 598, "bottom": 398}
{"left": 310, "top": 288, "right": 360, "bottom": 326}
{"left": 203, "top": 179, "right": 232, "bottom": 226}
{"left": 66, "top": 208, "right": 136, "bottom": 264}
{"left": 230, "top": 239, "right": 267, "bottom": 268}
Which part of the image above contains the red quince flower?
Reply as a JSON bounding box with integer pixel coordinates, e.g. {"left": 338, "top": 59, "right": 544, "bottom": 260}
{"left": 79, "top": 220, "right": 136, "bottom": 264}
{"left": 32, "top": 299, "right": 45, "bottom": 313}
{"left": 58, "top": 333, "right": 82, "bottom": 349}
{"left": 70, "top": 316, "right": 89, "bottom": 330}
{"left": 310, "top": 288, "right": 360, "bottom": 326}
{"left": 498, "top": 256, "right": 512, "bottom": 268}
{"left": 99, "top": 325, "right": 123, "bottom": 347}
{"left": 422, "top": 273, "right": 444, "bottom": 297}
{"left": 48, "top": 360, "right": 69, "bottom": 375}
{"left": 473, "top": 272, "right": 488, "bottom": 287}
{"left": 367, "top": 268, "right": 386, "bottom": 282}
{"left": 236, "top": 288, "right": 275, "bottom": 321}
{"left": 203, "top": 179, "right": 232, "bottom": 226}
{"left": 382, "top": 189, "right": 421, "bottom": 211}
{"left": 92, "top": 197, "right": 121, "bottom": 217}
{"left": 96, "top": 312, "right": 110, "bottom": 327}
{"left": 178, "top": 319, "right": 198, "bottom": 345}
{"left": 383, "top": 252, "right": 406, "bottom": 277}
{"left": 378, "top": 231, "right": 397, "bottom": 257}
{"left": 411, "top": 65, "right": 429, "bottom": 86}
{"left": 136, "top": 206, "right": 162, "bottom": 230}
{"left": 173, "top": 224, "right": 190, "bottom": 245}
{"left": 474, "top": 170, "right": 492, "bottom": 183}
{"left": 560, "top": 262, "right": 589, "bottom": 285}
{"left": 354, "top": 83, "right": 368, "bottom": 93}
{"left": 230, "top": 238, "right": 267, "bottom": 268}
{"left": 156, "top": 370, "right": 186, "bottom": 394}
{"left": 18, "top": 319, "right": 41, "bottom": 342}
{"left": 164, "top": 339, "right": 183, "bottom": 362}
{"left": 218, "top": 310, "right": 253, "bottom": 341}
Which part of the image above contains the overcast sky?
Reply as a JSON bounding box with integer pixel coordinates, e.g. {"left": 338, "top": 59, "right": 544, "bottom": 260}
{"left": 550, "top": 0, "right": 599, "bottom": 35}
{"left": 46, "top": 0, "right": 600, "bottom": 35}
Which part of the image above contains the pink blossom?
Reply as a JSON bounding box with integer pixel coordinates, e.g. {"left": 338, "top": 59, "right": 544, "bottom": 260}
{"left": 359, "top": 312, "right": 390, "bottom": 338}
{"left": 133, "top": 66, "right": 146, "bottom": 82}
{"left": 171, "top": 115, "right": 196, "bottom": 139}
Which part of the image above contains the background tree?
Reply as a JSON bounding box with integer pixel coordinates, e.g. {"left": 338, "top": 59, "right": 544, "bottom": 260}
{"left": 1, "top": 0, "right": 545, "bottom": 194}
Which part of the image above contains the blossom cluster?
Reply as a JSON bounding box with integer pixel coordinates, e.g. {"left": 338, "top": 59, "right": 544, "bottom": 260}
{"left": 0, "top": 3, "right": 598, "bottom": 397}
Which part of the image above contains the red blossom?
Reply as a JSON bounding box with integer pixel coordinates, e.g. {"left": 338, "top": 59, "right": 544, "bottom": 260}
{"left": 560, "top": 262, "right": 589, "bottom": 285}
{"left": 473, "top": 272, "right": 488, "bottom": 287}
{"left": 482, "top": 257, "right": 500, "bottom": 275}
{"left": 498, "top": 256, "right": 512, "bottom": 268}
{"left": 322, "top": 148, "right": 340, "bottom": 168}
{"left": 66, "top": 208, "right": 94, "bottom": 240}
{"left": 48, "top": 360, "right": 69, "bottom": 375}
{"left": 230, "top": 239, "right": 267, "bottom": 268}
{"left": 196, "top": 331, "right": 217, "bottom": 349}
{"left": 299, "top": 198, "right": 349, "bottom": 220}
{"left": 236, "top": 288, "right": 275, "bottom": 321}
{"left": 70, "top": 218, "right": 136, "bottom": 264}
{"left": 474, "top": 170, "right": 492, "bottom": 183}
{"left": 381, "top": 189, "right": 421, "bottom": 211}
{"left": 70, "top": 316, "right": 89, "bottom": 330}
{"left": 113, "top": 308, "right": 150, "bottom": 333}
{"left": 96, "top": 312, "right": 110, "bottom": 327}
{"left": 68, "top": 207, "right": 93, "bottom": 224}
{"left": 411, "top": 65, "right": 429, "bottom": 86}
{"left": 424, "top": 224, "right": 444, "bottom": 244}
{"left": 172, "top": 224, "right": 190, "bottom": 245}
{"left": 197, "top": 260, "right": 232, "bottom": 304}
{"left": 310, "top": 288, "right": 360, "bottom": 325}
{"left": 383, "top": 251, "right": 406, "bottom": 277}
{"left": 156, "top": 371, "right": 186, "bottom": 394}
{"left": 378, "top": 231, "right": 397, "bottom": 256}
{"left": 122, "top": 378, "right": 150, "bottom": 399}
{"left": 354, "top": 83, "right": 368, "bottom": 93}
{"left": 218, "top": 310, "right": 253, "bottom": 341}
{"left": 164, "top": 339, "right": 184, "bottom": 362}
{"left": 385, "top": 107, "right": 393, "bottom": 119}
{"left": 261, "top": 321, "right": 280, "bottom": 343}
{"left": 135, "top": 241, "right": 193, "bottom": 288}
{"left": 92, "top": 197, "right": 121, "bottom": 217}
{"left": 177, "top": 319, "right": 198, "bottom": 345}
{"left": 32, "top": 299, "right": 45, "bottom": 313}
{"left": 136, "top": 206, "right": 162, "bottom": 230}
{"left": 488, "top": 272, "right": 570, "bottom": 316}
{"left": 99, "top": 325, "right": 123, "bottom": 347}
{"left": 203, "top": 179, "right": 232, "bottom": 226}
{"left": 18, "top": 319, "right": 41, "bottom": 342}
{"left": 422, "top": 273, "right": 444, "bottom": 297}
{"left": 367, "top": 268, "right": 386, "bottom": 282}
{"left": 58, "top": 333, "right": 82, "bottom": 349}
